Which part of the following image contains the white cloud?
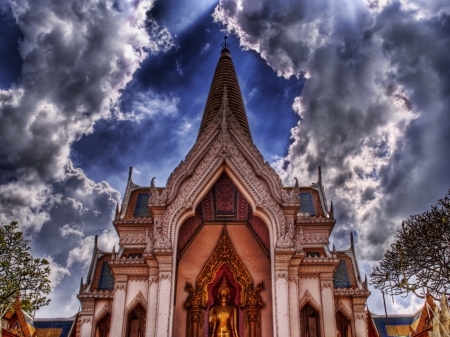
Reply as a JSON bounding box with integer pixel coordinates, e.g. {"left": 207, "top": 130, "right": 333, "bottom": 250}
{"left": 0, "top": 0, "right": 174, "bottom": 232}
{"left": 67, "top": 229, "right": 118, "bottom": 268}
{"left": 59, "top": 224, "right": 84, "bottom": 238}
{"left": 45, "top": 255, "right": 71, "bottom": 289}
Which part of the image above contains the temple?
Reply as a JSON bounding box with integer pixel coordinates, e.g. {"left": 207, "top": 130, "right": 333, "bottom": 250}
{"left": 77, "top": 43, "right": 371, "bottom": 337}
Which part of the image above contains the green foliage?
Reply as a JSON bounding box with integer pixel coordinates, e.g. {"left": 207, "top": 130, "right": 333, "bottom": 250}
{"left": 370, "top": 190, "right": 450, "bottom": 299}
{"left": 0, "top": 221, "right": 51, "bottom": 318}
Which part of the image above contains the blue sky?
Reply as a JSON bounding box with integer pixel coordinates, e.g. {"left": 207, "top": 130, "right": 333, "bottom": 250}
{"left": 0, "top": 0, "right": 449, "bottom": 318}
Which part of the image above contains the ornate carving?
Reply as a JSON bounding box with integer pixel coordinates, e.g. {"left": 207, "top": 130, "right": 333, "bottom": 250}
{"left": 298, "top": 273, "right": 320, "bottom": 279}
{"left": 148, "top": 276, "right": 159, "bottom": 285}
{"left": 299, "top": 290, "right": 322, "bottom": 313}
{"left": 275, "top": 272, "right": 288, "bottom": 281}
{"left": 78, "top": 290, "right": 113, "bottom": 299}
{"left": 302, "top": 233, "right": 329, "bottom": 243}
{"left": 281, "top": 178, "right": 300, "bottom": 205}
{"left": 120, "top": 234, "right": 146, "bottom": 244}
{"left": 153, "top": 219, "right": 171, "bottom": 250}
{"left": 90, "top": 302, "right": 112, "bottom": 337}
{"left": 299, "top": 290, "right": 325, "bottom": 337}
{"left": 81, "top": 317, "right": 92, "bottom": 325}
{"left": 335, "top": 298, "right": 353, "bottom": 320}
{"left": 321, "top": 281, "right": 333, "bottom": 290}
{"left": 129, "top": 277, "right": 147, "bottom": 282}
{"left": 184, "top": 227, "right": 264, "bottom": 337}
{"left": 144, "top": 229, "right": 154, "bottom": 255}
{"left": 114, "top": 284, "right": 126, "bottom": 292}
{"left": 355, "top": 313, "right": 366, "bottom": 320}
{"left": 276, "top": 223, "right": 295, "bottom": 249}
{"left": 122, "top": 291, "right": 148, "bottom": 337}
{"left": 110, "top": 256, "right": 146, "bottom": 264}
{"left": 333, "top": 288, "right": 370, "bottom": 296}
{"left": 289, "top": 276, "right": 299, "bottom": 284}
{"left": 294, "top": 227, "right": 304, "bottom": 253}
{"left": 148, "top": 177, "right": 168, "bottom": 205}
{"left": 160, "top": 89, "right": 291, "bottom": 250}
{"left": 159, "top": 273, "right": 172, "bottom": 281}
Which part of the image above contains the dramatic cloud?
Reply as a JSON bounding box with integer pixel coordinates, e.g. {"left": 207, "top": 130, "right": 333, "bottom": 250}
{"left": 214, "top": 0, "right": 450, "bottom": 313}
{"left": 0, "top": 0, "right": 173, "bottom": 315}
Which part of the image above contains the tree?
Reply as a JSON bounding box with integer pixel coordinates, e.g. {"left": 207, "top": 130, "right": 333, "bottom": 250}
{"left": 371, "top": 189, "right": 450, "bottom": 299}
{"left": 0, "top": 221, "right": 51, "bottom": 322}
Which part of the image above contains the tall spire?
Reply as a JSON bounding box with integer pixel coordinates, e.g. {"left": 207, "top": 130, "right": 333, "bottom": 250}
{"left": 198, "top": 36, "right": 252, "bottom": 139}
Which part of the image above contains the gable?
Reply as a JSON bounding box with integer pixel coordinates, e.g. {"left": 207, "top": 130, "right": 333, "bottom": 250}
{"left": 178, "top": 173, "right": 270, "bottom": 256}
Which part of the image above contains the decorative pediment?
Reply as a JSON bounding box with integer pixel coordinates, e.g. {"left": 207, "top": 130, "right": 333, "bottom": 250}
{"left": 121, "top": 291, "right": 148, "bottom": 337}
{"left": 191, "top": 227, "right": 263, "bottom": 308}
{"left": 153, "top": 87, "right": 297, "bottom": 251}
{"left": 299, "top": 290, "right": 322, "bottom": 313}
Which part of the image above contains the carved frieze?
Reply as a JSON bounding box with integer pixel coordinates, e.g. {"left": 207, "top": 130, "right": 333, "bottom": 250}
{"left": 120, "top": 234, "right": 146, "bottom": 244}
{"left": 302, "top": 233, "right": 329, "bottom": 243}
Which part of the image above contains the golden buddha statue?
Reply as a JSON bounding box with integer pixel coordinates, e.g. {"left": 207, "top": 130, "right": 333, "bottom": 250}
{"left": 208, "top": 276, "right": 239, "bottom": 337}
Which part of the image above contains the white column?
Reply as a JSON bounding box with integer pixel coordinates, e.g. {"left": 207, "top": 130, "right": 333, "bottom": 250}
{"left": 288, "top": 255, "right": 302, "bottom": 337}
{"left": 320, "top": 279, "right": 336, "bottom": 337}
{"left": 146, "top": 258, "right": 159, "bottom": 337}
{"left": 78, "top": 299, "right": 94, "bottom": 337}
{"left": 275, "top": 251, "right": 294, "bottom": 337}
{"left": 353, "top": 297, "right": 369, "bottom": 337}
{"left": 110, "top": 275, "right": 127, "bottom": 337}
{"left": 154, "top": 252, "right": 173, "bottom": 337}
{"left": 79, "top": 317, "right": 93, "bottom": 337}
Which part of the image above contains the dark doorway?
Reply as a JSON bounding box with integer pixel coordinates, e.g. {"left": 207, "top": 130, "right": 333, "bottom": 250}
{"left": 95, "top": 313, "right": 111, "bottom": 337}
{"left": 336, "top": 311, "right": 351, "bottom": 337}
{"left": 300, "top": 303, "right": 320, "bottom": 337}
{"left": 126, "top": 304, "right": 146, "bottom": 337}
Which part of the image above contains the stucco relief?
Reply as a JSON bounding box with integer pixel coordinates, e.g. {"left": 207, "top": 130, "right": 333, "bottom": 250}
{"left": 121, "top": 291, "right": 148, "bottom": 337}
{"left": 158, "top": 99, "right": 288, "bottom": 250}
{"left": 302, "top": 233, "right": 329, "bottom": 243}
{"left": 298, "top": 290, "right": 324, "bottom": 337}
{"left": 90, "top": 302, "right": 112, "bottom": 337}
{"left": 120, "top": 234, "right": 146, "bottom": 244}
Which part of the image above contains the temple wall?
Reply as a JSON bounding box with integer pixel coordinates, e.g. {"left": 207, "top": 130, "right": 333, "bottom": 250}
{"left": 94, "top": 299, "right": 109, "bottom": 317}
{"left": 125, "top": 280, "right": 148, "bottom": 307}
{"left": 298, "top": 277, "right": 321, "bottom": 303}
{"left": 173, "top": 224, "right": 273, "bottom": 336}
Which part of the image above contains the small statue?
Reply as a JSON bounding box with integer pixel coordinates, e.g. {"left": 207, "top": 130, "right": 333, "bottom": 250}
{"left": 144, "top": 229, "right": 153, "bottom": 255}
{"left": 208, "top": 275, "right": 239, "bottom": 337}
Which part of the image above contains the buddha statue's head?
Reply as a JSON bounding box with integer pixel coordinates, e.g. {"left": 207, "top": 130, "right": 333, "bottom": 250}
{"left": 217, "top": 276, "right": 231, "bottom": 305}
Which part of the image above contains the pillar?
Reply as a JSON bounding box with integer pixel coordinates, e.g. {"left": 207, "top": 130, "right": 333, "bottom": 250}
{"left": 78, "top": 299, "right": 94, "bottom": 337}
{"left": 110, "top": 274, "right": 127, "bottom": 337}
{"left": 146, "top": 257, "right": 159, "bottom": 337}
{"left": 288, "top": 254, "right": 302, "bottom": 337}
{"left": 275, "top": 251, "right": 294, "bottom": 337}
{"left": 353, "top": 297, "right": 368, "bottom": 337}
{"left": 154, "top": 252, "right": 173, "bottom": 337}
{"left": 320, "top": 276, "right": 336, "bottom": 337}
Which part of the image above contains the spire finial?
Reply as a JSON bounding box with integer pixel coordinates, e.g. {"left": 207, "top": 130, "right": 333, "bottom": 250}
{"left": 221, "top": 35, "right": 230, "bottom": 49}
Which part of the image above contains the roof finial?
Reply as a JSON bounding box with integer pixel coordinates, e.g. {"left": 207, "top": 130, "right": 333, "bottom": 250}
{"left": 221, "top": 34, "right": 230, "bottom": 49}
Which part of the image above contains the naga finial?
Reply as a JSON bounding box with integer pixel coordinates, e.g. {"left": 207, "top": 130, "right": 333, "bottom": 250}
{"left": 221, "top": 34, "right": 230, "bottom": 49}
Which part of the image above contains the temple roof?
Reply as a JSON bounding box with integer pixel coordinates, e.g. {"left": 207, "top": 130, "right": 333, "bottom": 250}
{"left": 198, "top": 48, "right": 252, "bottom": 139}
{"left": 34, "top": 315, "right": 77, "bottom": 337}
{"left": 371, "top": 311, "right": 421, "bottom": 337}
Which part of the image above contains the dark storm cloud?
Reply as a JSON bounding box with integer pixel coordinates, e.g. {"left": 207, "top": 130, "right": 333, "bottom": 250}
{"left": 214, "top": 0, "right": 450, "bottom": 315}
{"left": 0, "top": 0, "right": 174, "bottom": 317}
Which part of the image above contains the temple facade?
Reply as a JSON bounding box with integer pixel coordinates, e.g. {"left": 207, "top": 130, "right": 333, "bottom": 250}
{"left": 77, "top": 45, "right": 370, "bottom": 337}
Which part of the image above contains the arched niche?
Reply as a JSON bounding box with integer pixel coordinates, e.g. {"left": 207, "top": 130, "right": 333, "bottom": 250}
{"left": 95, "top": 313, "right": 111, "bottom": 337}
{"left": 300, "top": 303, "right": 321, "bottom": 337}
{"left": 177, "top": 173, "right": 271, "bottom": 260}
{"left": 336, "top": 311, "right": 352, "bottom": 337}
{"left": 122, "top": 291, "right": 147, "bottom": 337}
{"left": 299, "top": 291, "right": 324, "bottom": 337}
{"left": 180, "top": 227, "right": 266, "bottom": 337}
